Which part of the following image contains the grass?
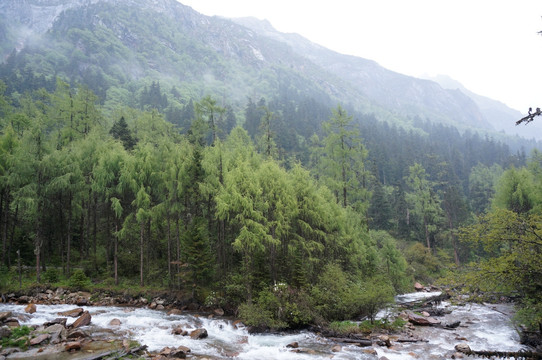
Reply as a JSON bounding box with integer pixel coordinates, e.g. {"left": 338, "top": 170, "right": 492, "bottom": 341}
{"left": 329, "top": 317, "right": 407, "bottom": 335}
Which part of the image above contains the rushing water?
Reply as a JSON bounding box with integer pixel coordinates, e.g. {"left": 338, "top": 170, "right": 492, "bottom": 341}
{"left": 0, "top": 293, "right": 529, "bottom": 359}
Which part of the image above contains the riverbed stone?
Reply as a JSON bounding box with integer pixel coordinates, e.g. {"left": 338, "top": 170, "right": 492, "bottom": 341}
{"left": 65, "top": 340, "right": 81, "bottom": 351}
{"left": 331, "top": 344, "right": 342, "bottom": 352}
{"left": 172, "top": 325, "right": 187, "bottom": 336}
{"left": 24, "top": 304, "right": 36, "bottom": 314}
{"left": 44, "top": 323, "right": 66, "bottom": 343}
{"left": 58, "top": 308, "right": 84, "bottom": 318}
{"left": 71, "top": 311, "right": 91, "bottom": 328}
{"left": 286, "top": 341, "right": 299, "bottom": 348}
{"left": 414, "top": 282, "right": 424, "bottom": 291}
{"left": 0, "top": 311, "right": 11, "bottom": 322}
{"left": 29, "top": 333, "right": 50, "bottom": 345}
{"left": 43, "top": 318, "right": 67, "bottom": 327}
{"left": 189, "top": 328, "right": 208, "bottom": 339}
{"left": 67, "top": 328, "right": 88, "bottom": 339}
{"left": 109, "top": 318, "right": 122, "bottom": 326}
{"left": 454, "top": 343, "right": 471, "bottom": 353}
{"left": 168, "top": 309, "right": 182, "bottom": 316}
{"left": 0, "top": 326, "right": 11, "bottom": 338}
{"left": 213, "top": 308, "right": 224, "bottom": 316}
{"left": 407, "top": 311, "right": 441, "bottom": 326}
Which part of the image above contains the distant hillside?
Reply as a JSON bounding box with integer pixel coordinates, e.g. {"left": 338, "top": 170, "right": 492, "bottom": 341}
{"left": 421, "top": 74, "right": 542, "bottom": 140}
{"left": 0, "top": 0, "right": 538, "bottom": 143}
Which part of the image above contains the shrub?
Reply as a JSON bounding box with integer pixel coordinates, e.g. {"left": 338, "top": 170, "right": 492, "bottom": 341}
{"left": 42, "top": 268, "right": 60, "bottom": 283}
{"left": 68, "top": 269, "right": 91, "bottom": 290}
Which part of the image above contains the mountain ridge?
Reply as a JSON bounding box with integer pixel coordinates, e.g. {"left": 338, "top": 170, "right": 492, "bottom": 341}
{"left": 0, "top": 0, "right": 536, "bottom": 141}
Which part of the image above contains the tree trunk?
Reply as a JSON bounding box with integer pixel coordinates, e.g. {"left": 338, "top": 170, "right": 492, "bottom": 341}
{"left": 66, "top": 192, "right": 72, "bottom": 277}
{"left": 140, "top": 221, "right": 144, "bottom": 287}
{"left": 167, "top": 209, "right": 172, "bottom": 287}
{"left": 114, "top": 222, "right": 118, "bottom": 286}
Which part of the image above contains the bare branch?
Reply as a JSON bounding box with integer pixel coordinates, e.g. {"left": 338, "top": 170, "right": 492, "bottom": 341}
{"left": 516, "top": 107, "right": 542, "bottom": 125}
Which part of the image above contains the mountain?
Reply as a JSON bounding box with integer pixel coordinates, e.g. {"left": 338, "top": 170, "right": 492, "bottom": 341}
{"left": 421, "top": 74, "right": 541, "bottom": 140}
{"left": 0, "top": 0, "right": 536, "bottom": 142}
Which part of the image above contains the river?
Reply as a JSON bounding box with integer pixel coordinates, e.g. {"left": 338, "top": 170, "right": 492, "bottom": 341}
{"left": 0, "top": 292, "right": 529, "bottom": 359}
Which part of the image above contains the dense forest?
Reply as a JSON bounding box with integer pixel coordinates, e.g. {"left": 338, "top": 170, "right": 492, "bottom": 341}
{"left": 0, "top": 75, "right": 540, "bottom": 331}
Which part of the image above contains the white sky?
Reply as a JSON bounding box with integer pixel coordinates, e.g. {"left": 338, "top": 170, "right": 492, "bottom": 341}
{"left": 179, "top": 0, "right": 542, "bottom": 113}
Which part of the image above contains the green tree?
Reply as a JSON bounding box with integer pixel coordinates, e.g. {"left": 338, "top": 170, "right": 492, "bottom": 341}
{"left": 492, "top": 166, "right": 535, "bottom": 214}
{"left": 317, "top": 105, "right": 370, "bottom": 214}
{"left": 405, "top": 163, "right": 442, "bottom": 250}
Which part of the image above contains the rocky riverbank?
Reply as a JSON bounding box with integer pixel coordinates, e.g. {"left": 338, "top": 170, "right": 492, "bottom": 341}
{"left": 0, "top": 286, "right": 540, "bottom": 359}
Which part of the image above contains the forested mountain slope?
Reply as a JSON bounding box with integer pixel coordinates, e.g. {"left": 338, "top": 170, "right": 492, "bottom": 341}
{"left": 0, "top": 0, "right": 535, "bottom": 143}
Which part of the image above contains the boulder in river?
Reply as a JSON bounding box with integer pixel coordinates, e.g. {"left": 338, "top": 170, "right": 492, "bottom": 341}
{"left": 44, "top": 323, "right": 67, "bottom": 343}
{"left": 109, "top": 318, "right": 122, "bottom": 326}
{"left": 58, "top": 308, "right": 84, "bottom": 317}
{"left": 24, "top": 303, "right": 36, "bottom": 314}
{"left": 65, "top": 340, "right": 82, "bottom": 351}
{"left": 454, "top": 343, "right": 471, "bottom": 353}
{"left": 407, "top": 311, "right": 441, "bottom": 326}
{"left": 29, "top": 333, "right": 50, "bottom": 345}
{"left": 71, "top": 311, "right": 91, "bottom": 328}
{"left": 414, "top": 282, "right": 424, "bottom": 291}
{"left": 189, "top": 328, "right": 208, "bottom": 339}
{"left": 0, "top": 325, "right": 12, "bottom": 338}
{"left": 0, "top": 311, "right": 12, "bottom": 322}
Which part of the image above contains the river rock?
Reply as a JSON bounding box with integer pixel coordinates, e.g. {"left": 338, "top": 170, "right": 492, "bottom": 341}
{"left": 71, "top": 311, "right": 91, "bottom": 328}
{"left": 445, "top": 320, "right": 461, "bottom": 329}
{"left": 363, "top": 349, "right": 378, "bottom": 355}
{"left": 0, "top": 311, "right": 12, "bottom": 322}
{"left": 44, "top": 323, "right": 67, "bottom": 343}
{"left": 168, "top": 309, "right": 182, "bottom": 316}
{"left": 452, "top": 352, "right": 464, "bottom": 359}
{"left": 65, "top": 340, "right": 81, "bottom": 351}
{"left": 454, "top": 343, "right": 471, "bottom": 353}
{"left": 189, "top": 328, "right": 208, "bottom": 339}
{"left": 58, "top": 308, "right": 84, "bottom": 317}
{"left": 24, "top": 303, "right": 36, "bottom": 314}
{"left": 5, "top": 318, "right": 20, "bottom": 327}
{"left": 109, "top": 318, "right": 122, "bottom": 326}
{"left": 379, "top": 335, "right": 392, "bottom": 347}
{"left": 159, "top": 345, "right": 190, "bottom": 358}
{"left": 331, "top": 345, "right": 342, "bottom": 352}
{"left": 43, "top": 318, "right": 67, "bottom": 327}
{"left": 414, "top": 282, "right": 424, "bottom": 291}
{"left": 0, "top": 325, "right": 11, "bottom": 338}
{"left": 407, "top": 311, "right": 441, "bottom": 326}
{"left": 421, "top": 311, "right": 430, "bottom": 317}
{"left": 286, "top": 341, "right": 299, "bottom": 348}
{"left": 172, "top": 325, "right": 187, "bottom": 336}
{"left": 29, "top": 333, "right": 50, "bottom": 345}
{"left": 213, "top": 308, "right": 224, "bottom": 316}
{"left": 67, "top": 328, "right": 88, "bottom": 339}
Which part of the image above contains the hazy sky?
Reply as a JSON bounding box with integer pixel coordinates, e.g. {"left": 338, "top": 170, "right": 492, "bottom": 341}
{"left": 179, "top": 0, "right": 542, "bottom": 113}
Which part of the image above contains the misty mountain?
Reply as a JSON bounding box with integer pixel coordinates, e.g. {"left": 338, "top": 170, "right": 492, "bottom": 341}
{"left": 0, "top": 0, "right": 535, "bottom": 141}
{"left": 421, "top": 74, "right": 541, "bottom": 140}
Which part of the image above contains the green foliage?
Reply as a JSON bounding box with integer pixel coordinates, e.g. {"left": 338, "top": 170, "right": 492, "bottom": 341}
{"left": 42, "top": 268, "right": 60, "bottom": 283}
{"left": 356, "top": 276, "right": 395, "bottom": 323}
{"left": 514, "top": 298, "right": 542, "bottom": 332}
{"left": 68, "top": 269, "right": 91, "bottom": 290}
{"left": 310, "top": 263, "right": 359, "bottom": 321}
{"left": 1, "top": 326, "right": 31, "bottom": 349}
{"left": 404, "top": 242, "right": 441, "bottom": 284}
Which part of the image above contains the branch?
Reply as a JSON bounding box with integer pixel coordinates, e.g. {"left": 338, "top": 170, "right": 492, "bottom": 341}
{"left": 516, "top": 107, "right": 542, "bottom": 125}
